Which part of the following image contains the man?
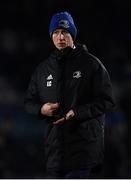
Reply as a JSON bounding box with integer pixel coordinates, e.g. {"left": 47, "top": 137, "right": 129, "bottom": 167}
{"left": 24, "top": 11, "right": 115, "bottom": 178}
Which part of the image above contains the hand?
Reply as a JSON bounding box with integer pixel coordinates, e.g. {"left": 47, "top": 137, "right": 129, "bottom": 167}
{"left": 41, "top": 102, "right": 59, "bottom": 116}
{"left": 53, "top": 110, "right": 75, "bottom": 125}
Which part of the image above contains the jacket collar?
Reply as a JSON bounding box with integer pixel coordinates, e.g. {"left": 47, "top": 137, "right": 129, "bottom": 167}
{"left": 50, "top": 43, "right": 88, "bottom": 61}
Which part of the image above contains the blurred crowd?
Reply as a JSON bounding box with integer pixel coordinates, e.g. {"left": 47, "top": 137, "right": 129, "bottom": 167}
{"left": 0, "top": 0, "right": 130, "bottom": 178}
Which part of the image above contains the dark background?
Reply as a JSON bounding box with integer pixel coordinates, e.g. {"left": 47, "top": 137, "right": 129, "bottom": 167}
{"left": 0, "top": 0, "right": 131, "bottom": 178}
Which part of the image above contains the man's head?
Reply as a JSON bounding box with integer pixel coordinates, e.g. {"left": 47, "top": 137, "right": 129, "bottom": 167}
{"left": 49, "top": 12, "right": 77, "bottom": 50}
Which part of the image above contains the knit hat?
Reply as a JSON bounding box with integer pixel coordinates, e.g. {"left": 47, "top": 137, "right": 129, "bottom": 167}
{"left": 49, "top": 11, "right": 77, "bottom": 40}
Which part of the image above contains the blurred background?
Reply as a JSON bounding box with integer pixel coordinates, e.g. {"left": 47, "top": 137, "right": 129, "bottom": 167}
{"left": 0, "top": 0, "right": 131, "bottom": 178}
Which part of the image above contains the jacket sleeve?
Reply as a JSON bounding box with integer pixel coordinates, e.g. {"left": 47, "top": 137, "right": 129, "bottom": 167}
{"left": 24, "top": 70, "right": 43, "bottom": 116}
{"left": 72, "top": 61, "right": 116, "bottom": 121}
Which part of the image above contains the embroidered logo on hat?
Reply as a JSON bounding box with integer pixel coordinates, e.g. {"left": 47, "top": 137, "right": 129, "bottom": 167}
{"left": 58, "top": 20, "right": 70, "bottom": 28}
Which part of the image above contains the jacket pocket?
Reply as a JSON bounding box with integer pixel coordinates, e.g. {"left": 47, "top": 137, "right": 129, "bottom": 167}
{"left": 78, "top": 119, "right": 102, "bottom": 142}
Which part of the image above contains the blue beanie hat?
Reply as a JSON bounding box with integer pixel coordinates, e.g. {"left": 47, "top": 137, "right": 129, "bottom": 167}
{"left": 49, "top": 11, "right": 77, "bottom": 40}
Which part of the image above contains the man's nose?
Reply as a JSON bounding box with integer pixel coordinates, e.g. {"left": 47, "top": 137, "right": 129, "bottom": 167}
{"left": 58, "top": 33, "right": 64, "bottom": 40}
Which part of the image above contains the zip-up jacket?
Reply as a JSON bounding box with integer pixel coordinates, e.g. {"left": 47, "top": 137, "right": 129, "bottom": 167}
{"left": 24, "top": 43, "right": 115, "bottom": 172}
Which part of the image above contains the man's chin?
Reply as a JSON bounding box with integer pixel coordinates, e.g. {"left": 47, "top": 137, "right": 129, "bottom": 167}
{"left": 57, "top": 44, "right": 67, "bottom": 50}
{"left": 57, "top": 46, "right": 66, "bottom": 50}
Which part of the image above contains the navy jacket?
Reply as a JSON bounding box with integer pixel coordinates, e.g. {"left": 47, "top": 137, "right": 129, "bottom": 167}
{"left": 24, "top": 43, "right": 115, "bottom": 171}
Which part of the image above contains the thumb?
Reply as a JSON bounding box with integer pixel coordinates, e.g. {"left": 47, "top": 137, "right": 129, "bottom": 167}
{"left": 50, "top": 103, "right": 59, "bottom": 109}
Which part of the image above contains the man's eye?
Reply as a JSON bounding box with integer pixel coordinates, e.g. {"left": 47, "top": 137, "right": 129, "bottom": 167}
{"left": 62, "top": 31, "right": 68, "bottom": 35}
{"left": 53, "top": 31, "right": 58, "bottom": 34}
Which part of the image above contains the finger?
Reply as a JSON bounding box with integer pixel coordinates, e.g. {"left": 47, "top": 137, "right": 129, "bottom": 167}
{"left": 66, "top": 113, "right": 73, "bottom": 120}
{"left": 66, "top": 115, "right": 72, "bottom": 120}
{"left": 53, "top": 117, "right": 66, "bottom": 125}
{"left": 53, "top": 118, "right": 65, "bottom": 124}
{"left": 66, "top": 110, "right": 75, "bottom": 119}
{"left": 50, "top": 103, "right": 59, "bottom": 109}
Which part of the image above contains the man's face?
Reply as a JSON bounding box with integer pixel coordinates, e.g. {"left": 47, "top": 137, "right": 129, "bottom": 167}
{"left": 52, "top": 29, "right": 74, "bottom": 50}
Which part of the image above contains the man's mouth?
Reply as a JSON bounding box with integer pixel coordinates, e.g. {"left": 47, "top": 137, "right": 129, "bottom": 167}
{"left": 58, "top": 42, "right": 66, "bottom": 46}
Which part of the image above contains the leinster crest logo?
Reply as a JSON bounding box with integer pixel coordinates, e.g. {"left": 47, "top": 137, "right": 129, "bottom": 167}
{"left": 73, "top": 71, "right": 82, "bottom": 79}
{"left": 58, "top": 20, "right": 70, "bottom": 28}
